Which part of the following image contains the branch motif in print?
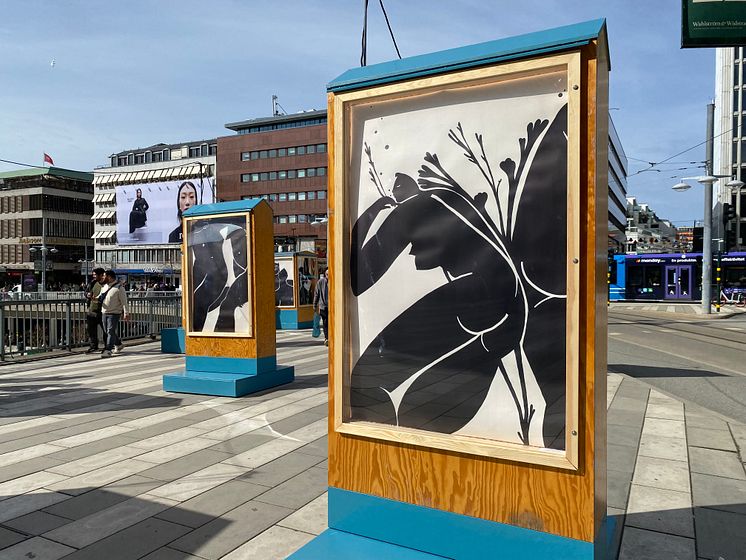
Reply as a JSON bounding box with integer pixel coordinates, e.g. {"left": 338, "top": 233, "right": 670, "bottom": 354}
{"left": 349, "top": 103, "right": 568, "bottom": 449}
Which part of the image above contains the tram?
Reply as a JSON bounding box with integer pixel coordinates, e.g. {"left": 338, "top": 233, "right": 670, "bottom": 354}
{"left": 608, "top": 252, "right": 746, "bottom": 302}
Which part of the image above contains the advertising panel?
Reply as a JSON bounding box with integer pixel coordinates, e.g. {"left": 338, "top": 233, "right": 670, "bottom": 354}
{"left": 332, "top": 52, "right": 581, "bottom": 468}
{"left": 185, "top": 213, "right": 252, "bottom": 336}
{"left": 116, "top": 177, "right": 215, "bottom": 245}
{"left": 274, "top": 256, "right": 295, "bottom": 307}
{"left": 682, "top": 0, "right": 746, "bottom": 47}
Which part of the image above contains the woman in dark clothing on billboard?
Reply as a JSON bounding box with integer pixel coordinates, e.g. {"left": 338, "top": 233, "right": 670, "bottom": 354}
{"left": 168, "top": 181, "right": 198, "bottom": 243}
{"left": 128, "top": 188, "right": 149, "bottom": 234}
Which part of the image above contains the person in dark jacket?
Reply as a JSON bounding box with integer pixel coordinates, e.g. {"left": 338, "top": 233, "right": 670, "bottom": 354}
{"left": 313, "top": 268, "right": 329, "bottom": 345}
{"left": 128, "top": 189, "right": 149, "bottom": 234}
{"left": 85, "top": 268, "right": 106, "bottom": 353}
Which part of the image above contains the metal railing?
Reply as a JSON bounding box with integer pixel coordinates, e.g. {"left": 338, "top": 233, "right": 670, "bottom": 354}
{"left": 0, "top": 293, "right": 182, "bottom": 361}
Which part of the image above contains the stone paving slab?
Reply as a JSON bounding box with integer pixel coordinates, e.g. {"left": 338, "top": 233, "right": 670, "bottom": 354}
{"left": 1, "top": 331, "right": 744, "bottom": 559}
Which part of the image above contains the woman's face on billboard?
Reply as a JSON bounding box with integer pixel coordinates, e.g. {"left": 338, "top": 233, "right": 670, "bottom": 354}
{"left": 179, "top": 186, "right": 197, "bottom": 212}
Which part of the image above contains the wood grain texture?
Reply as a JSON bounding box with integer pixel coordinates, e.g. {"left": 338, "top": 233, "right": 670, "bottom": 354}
{"left": 184, "top": 201, "right": 276, "bottom": 360}
{"left": 327, "top": 40, "right": 608, "bottom": 544}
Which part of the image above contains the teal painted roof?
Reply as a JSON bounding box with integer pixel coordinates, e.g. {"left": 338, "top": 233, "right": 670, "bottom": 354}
{"left": 183, "top": 198, "right": 265, "bottom": 217}
{"left": 0, "top": 166, "right": 93, "bottom": 182}
{"left": 328, "top": 19, "right": 607, "bottom": 92}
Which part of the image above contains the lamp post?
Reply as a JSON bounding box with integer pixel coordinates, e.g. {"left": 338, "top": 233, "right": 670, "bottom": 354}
{"left": 28, "top": 218, "right": 58, "bottom": 292}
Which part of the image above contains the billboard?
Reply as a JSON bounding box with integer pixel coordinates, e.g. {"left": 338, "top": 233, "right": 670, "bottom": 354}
{"left": 116, "top": 178, "right": 215, "bottom": 245}
{"left": 682, "top": 0, "right": 746, "bottom": 47}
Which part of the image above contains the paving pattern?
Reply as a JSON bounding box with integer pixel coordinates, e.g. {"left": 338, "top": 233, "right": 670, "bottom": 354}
{"left": 0, "top": 332, "right": 329, "bottom": 560}
{"left": 0, "top": 331, "right": 744, "bottom": 559}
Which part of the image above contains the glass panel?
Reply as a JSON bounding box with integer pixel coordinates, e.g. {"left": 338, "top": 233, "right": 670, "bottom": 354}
{"left": 308, "top": 191, "right": 315, "bottom": 200}
{"left": 288, "top": 192, "right": 297, "bottom": 201}
{"left": 269, "top": 149, "right": 277, "bottom": 158}
{"left": 297, "top": 146, "right": 306, "bottom": 155}
{"left": 278, "top": 148, "right": 287, "bottom": 157}
{"left": 666, "top": 268, "right": 677, "bottom": 296}
{"left": 679, "top": 267, "right": 690, "bottom": 297}
{"left": 317, "top": 144, "right": 326, "bottom": 153}
{"left": 279, "top": 171, "right": 287, "bottom": 179}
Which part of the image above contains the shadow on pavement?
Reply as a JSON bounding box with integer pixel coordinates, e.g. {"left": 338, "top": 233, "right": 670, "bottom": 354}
{"left": 608, "top": 364, "right": 726, "bottom": 378}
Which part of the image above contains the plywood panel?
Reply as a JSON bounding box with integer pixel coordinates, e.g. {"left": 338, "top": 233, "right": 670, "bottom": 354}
{"left": 327, "top": 42, "right": 607, "bottom": 544}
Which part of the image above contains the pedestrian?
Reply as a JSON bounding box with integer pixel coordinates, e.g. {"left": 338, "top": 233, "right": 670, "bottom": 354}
{"left": 313, "top": 268, "right": 329, "bottom": 346}
{"left": 85, "top": 268, "right": 106, "bottom": 354}
{"left": 100, "top": 269, "right": 129, "bottom": 358}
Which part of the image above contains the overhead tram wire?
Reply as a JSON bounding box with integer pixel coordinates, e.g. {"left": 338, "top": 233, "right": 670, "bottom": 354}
{"left": 627, "top": 126, "right": 734, "bottom": 178}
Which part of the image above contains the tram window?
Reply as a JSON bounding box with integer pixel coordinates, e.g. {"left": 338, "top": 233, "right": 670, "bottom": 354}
{"left": 645, "top": 268, "right": 662, "bottom": 288}
{"left": 724, "top": 266, "right": 746, "bottom": 288}
{"left": 608, "top": 259, "right": 617, "bottom": 285}
{"left": 628, "top": 267, "right": 643, "bottom": 288}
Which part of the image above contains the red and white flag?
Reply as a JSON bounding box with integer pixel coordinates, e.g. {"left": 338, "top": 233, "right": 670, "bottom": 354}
{"left": 43, "top": 153, "right": 54, "bottom": 166}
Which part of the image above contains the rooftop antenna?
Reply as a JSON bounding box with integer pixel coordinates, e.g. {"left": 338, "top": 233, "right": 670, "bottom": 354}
{"left": 272, "top": 95, "right": 287, "bottom": 116}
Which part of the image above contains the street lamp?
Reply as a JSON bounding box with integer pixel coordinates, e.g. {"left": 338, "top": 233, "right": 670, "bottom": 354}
{"left": 671, "top": 174, "right": 734, "bottom": 314}
{"left": 29, "top": 245, "right": 58, "bottom": 292}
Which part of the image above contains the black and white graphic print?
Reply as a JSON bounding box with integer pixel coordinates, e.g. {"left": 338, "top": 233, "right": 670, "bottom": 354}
{"left": 188, "top": 215, "right": 251, "bottom": 334}
{"left": 348, "top": 72, "right": 568, "bottom": 449}
{"left": 274, "top": 258, "right": 295, "bottom": 307}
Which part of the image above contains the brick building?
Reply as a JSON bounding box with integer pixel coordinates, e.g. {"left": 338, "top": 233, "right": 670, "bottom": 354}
{"left": 217, "top": 110, "right": 328, "bottom": 257}
{"left": 0, "top": 167, "right": 93, "bottom": 290}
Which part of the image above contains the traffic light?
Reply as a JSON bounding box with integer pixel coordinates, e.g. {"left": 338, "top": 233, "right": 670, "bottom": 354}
{"left": 723, "top": 203, "right": 737, "bottom": 224}
{"left": 725, "top": 227, "right": 736, "bottom": 251}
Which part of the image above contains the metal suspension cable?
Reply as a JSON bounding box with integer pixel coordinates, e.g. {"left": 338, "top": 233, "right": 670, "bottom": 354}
{"left": 378, "top": 0, "right": 402, "bottom": 59}
{"left": 361, "top": 0, "right": 369, "bottom": 67}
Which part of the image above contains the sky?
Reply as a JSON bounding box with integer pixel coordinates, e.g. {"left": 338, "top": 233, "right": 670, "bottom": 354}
{"left": 0, "top": 0, "right": 717, "bottom": 224}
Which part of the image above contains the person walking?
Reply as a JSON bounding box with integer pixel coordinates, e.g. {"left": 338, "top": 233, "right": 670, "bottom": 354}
{"left": 313, "top": 268, "right": 329, "bottom": 346}
{"left": 100, "top": 270, "right": 128, "bottom": 358}
{"left": 85, "top": 268, "right": 106, "bottom": 354}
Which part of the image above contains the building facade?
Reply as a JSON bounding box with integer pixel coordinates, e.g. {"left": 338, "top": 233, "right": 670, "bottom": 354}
{"left": 92, "top": 139, "right": 217, "bottom": 287}
{"left": 625, "top": 197, "right": 678, "bottom": 254}
{"left": 217, "top": 110, "right": 328, "bottom": 257}
{"left": 609, "top": 116, "right": 629, "bottom": 252}
{"left": 714, "top": 46, "right": 746, "bottom": 250}
{"left": 0, "top": 167, "right": 93, "bottom": 290}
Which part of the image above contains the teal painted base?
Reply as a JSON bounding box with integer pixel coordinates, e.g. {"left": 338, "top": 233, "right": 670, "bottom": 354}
{"left": 161, "top": 327, "right": 185, "bottom": 354}
{"left": 289, "top": 488, "right": 597, "bottom": 560}
{"left": 276, "top": 308, "right": 313, "bottom": 330}
{"left": 163, "top": 354, "right": 294, "bottom": 397}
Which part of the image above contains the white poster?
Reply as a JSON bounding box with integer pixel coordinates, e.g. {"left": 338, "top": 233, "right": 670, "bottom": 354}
{"left": 116, "top": 177, "right": 215, "bottom": 245}
{"left": 346, "top": 70, "right": 569, "bottom": 450}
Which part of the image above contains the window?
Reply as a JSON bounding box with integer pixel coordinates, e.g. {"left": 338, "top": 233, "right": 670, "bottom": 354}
{"left": 153, "top": 152, "right": 163, "bottom": 163}
{"left": 209, "top": 144, "right": 217, "bottom": 155}
{"left": 297, "top": 146, "right": 306, "bottom": 155}
{"left": 278, "top": 148, "right": 287, "bottom": 157}
{"left": 241, "top": 152, "right": 251, "bottom": 161}
{"left": 289, "top": 215, "right": 297, "bottom": 223}
{"left": 269, "top": 149, "right": 277, "bottom": 158}
{"left": 279, "top": 193, "right": 287, "bottom": 201}
{"left": 201, "top": 144, "right": 208, "bottom": 157}
{"left": 307, "top": 168, "right": 316, "bottom": 177}
{"left": 189, "top": 147, "right": 201, "bottom": 158}
{"left": 250, "top": 151, "right": 259, "bottom": 160}
{"left": 262, "top": 194, "right": 269, "bottom": 200}
{"left": 307, "top": 191, "right": 315, "bottom": 200}
{"left": 118, "top": 156, "right": 127, "bottom": 166}
{"left": 317, "top": 144, "right": 326, "bottom": 153}
{"left": 288, "top": 170, "right": 296, "bottom": 179}
{"left": 111, "top": 156, "right": 117, "bottom": 167}
{"left": 251, "top": 173, "right": 260, "bottom": 182}
{"left": 163, "top": 149, "right": 170, "bottom": 161}
{"left": 260, "top": 172, "right": 269, "bottom": 181}
{"left": 145, "top": 152, "right": 152, "bottom": 163}
{"left": 298, "top": 191, "right": 306, "bottom": 201}
{"left": 260, "top": 150, "right": 268, "bottom": 159}
{"left": 317, "top": 167, "right": 326, "bottom": 176}
{"left": 269, "top": 171, "right": 277, "bottom": 180}
{"left": 135, "top": 154, "right": 144, "bottom": 164}
{"left": 307, "top": 145, "right": 316, "bottom": 154}
{"left": 288, "top": 147, "right": 296, "bottom": 156}
{"left": 270, "top": 194, "right": 277, "bottom": 201}
{"left": 297, "top": 169, "right": 306, "bottom": 178}
{"left": 241, "top": 174, "right": 250, "bottom": 183}
{"left": 299, "top": 214, "right": 307, "bottom": 223}
{"left": 127, "top": 154, "right": 134, "bottom": 165}
{"left": 288, "top": 192, "right": 297, "bottom": 201}
{"left": 279, "top": 216, "right": 287, "bottom": 224}
{"left": 317, "top": 191, "right": 326, "bottom": 199}
{"left": 279, "top": 171, "right": 287, "bottom": 179}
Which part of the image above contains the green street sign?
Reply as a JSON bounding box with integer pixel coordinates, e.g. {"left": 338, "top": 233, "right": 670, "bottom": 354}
{"left": 682, "top": 0, "right": 746, "bottom": 48}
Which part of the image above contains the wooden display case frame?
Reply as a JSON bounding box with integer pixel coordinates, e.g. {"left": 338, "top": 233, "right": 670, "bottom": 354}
{"left": 330, "top": 52, "right": 582, "bottom": 470}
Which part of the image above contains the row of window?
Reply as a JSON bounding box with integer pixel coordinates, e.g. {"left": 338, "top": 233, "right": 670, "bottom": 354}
{"left": 0, "top": 196, "right": 24, "bottom": 214}
{"left": 29, "top": 219, "right": 93, "bottom": 239}
{"left": 236, "top": 117, "right": 327, "bottom": 135}
{"left": 0, "top": 220, "right": 23, "bottom": 239}
{"left": 95, "top": 248, "right": 182, "bottom": 265}
{"left": 241, "top": 144, "right": 326, "bottom": 161}
{"left": 241, "top": 167, "right": 327, "bottom": 183}
{"left": 112, "top": 144, "right": 217, "bottom": 167}
{"left": 28, "top": 195, "right": 93, "bottom": 215}
{"left": 0, "top": 244, "right": 24, "bottom": 265}
{"left": 243, "top": 191, "right": 327, "bottom": 203}
{"left": 274, "top": 214, "right": 327, "bottom": 225}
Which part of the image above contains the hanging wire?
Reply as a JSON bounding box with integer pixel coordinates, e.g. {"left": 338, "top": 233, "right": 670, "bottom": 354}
{"left": 361, "top": 0, "right": 369, "bottom": 67}
{"left": 0, "top": 157, "right": 49, "bottom": 170}
{"left": 361, "top": 0, "right": 402, "bottom": 67}
{"left": 379, "top": 0, "right": 402, "bottom": 59}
